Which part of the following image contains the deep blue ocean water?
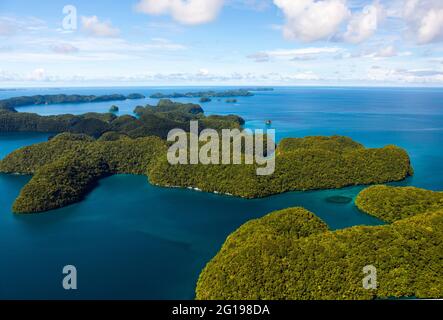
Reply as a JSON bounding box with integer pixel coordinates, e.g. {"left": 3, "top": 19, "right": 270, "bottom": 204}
{"left": 0, "top": 86, "right": 442, "bottom": 299}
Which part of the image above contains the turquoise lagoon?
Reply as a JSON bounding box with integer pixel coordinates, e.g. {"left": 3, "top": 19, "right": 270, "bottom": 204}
{"left": 1, "top": 87, "right": 442, "bottom": 299}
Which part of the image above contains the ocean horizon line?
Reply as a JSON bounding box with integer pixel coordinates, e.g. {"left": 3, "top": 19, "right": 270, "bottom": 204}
{"left": 2, "top": 84, "right": 443, "bottom": 90}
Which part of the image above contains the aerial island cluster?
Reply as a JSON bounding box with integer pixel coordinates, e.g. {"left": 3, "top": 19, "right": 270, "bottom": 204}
{"left": 0, "top": 89, "right": 441, "bottom": 300}
{"left": 0, "top": 93, "right": 145, "bottom": 112}
{"left": 149, "top": 88, "right": 273, "bottom": 99}
{"left": 0, "top": 95, "right": 244, "bottom": 138}
{"left": 150, "top": 88, "right": 272, "bottom": 104}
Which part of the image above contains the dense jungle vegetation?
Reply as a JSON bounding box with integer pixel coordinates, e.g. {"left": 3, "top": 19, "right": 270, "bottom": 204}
{"left": 356, "top": 185, "right": 443, "bottom": 222}
{"left": 0, "top": 134, "right": 412, "bottom": 213}
{"left": 0, "top": 99, "right": 243, "bottom": 138}
{"left": 6, "top": 134, "right": 167, "bottom": 213}
{"left": 195, "top": 194, "right": 443, "bottom": 300}
{"left": 148, "top": 135, "right": 413, "bottom": 198}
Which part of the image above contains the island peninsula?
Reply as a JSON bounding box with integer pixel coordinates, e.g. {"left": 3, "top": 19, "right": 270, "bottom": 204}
{"left": 196, "top": 186, "right": 443, "bottom": 300}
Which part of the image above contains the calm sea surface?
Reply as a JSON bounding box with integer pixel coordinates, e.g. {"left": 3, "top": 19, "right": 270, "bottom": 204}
{"left": 0, "top": 86, "right": 442, "bottom": 299}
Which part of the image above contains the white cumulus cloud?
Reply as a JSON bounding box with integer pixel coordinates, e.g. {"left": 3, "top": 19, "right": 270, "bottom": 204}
{"left": 343, "top": 2, "right": 384, "bottom": 43}
{"left": 367, "top": 65, "right": 443, "bottom": 83}
{"left": 0, "top": 16, "right": 46, "bottom": 36}
{"left": 403, "top": 0, "right": 443, "bottom": 44}
{"left": 273, "top": 0, "right": 350, "bottom": 42}
{"left": 81, "top": 16, "right": 120, "bottom": 37}
{"left": 374, "top": 45, "right": 397, "bottom": 57}
{"left": 135, "top": 0, "right": 225, "bottom": 25}
{"left": 27, "top": 68, "right": 47, "bottom": 81}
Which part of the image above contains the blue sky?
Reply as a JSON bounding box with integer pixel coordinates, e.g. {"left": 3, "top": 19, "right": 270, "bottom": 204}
{"left": 0, "top": 0, "right": 443, "bottom": 87}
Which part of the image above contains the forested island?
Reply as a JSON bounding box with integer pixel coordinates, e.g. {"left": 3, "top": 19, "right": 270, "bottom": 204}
{"left": 199, "top": 97, "right": 212, "bottom": 103}
{"left": 149, "top": 89, "right": 255, "bottom": 99}
{"left": 149, "top": 135, "right": 412, "bottom": 199}
{"left": 0, "top": 133, "right": 412, "bottom": 213}
{"left": 0, "top": 99, "right": 243, "bottom": 138}
{"left": 196, "top": 186, "right": 443, "bottom": 300}
{"left": 109, "top": 105, "right": 119, "bottom": 113}
{"left": 0, "top": 93, "right": 145, "bottom": 112}
{"left": 243, "top": 87, "right": 274, "bottom": 91}
{"left": 356, "top": 185, "right": 443, "bottom": 222}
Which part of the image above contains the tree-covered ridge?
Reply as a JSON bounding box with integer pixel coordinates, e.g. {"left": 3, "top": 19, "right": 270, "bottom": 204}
{"left": 149, "top": 89, "right": 255, "bottom": 99}
{"left": 137, "top": 99, "right": 205, "bottom": 115}
{"left": 2, "top": 134, "right": 168, "bottom": 213}
{"left": 0, "top": 93, "right": 146, "bottom": 112}
{"left": 0, "top": 133, "right": 96, "bottom": 174}
{"left": 356, "top": 185, "right": 443, "bottom": 223}
{"left": 196, "top": 204, "right": 443, "bottom": 300}
{"left": 0, "top": 110, "right": 118, "bottom": 137}
{"left": 149, "top": 137, "right": 413, "bottom": 198}
{"left": 221, "top": 208, "right": 329, "bottom": 244}
{"left": 0, "top": 99, "right": 244, "bottom": 139}
{"left": 277, "top": 136, "right": 364, "bottom": 155}
{"left": 0, "top": 134, "right": 413, "bottom": 213}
